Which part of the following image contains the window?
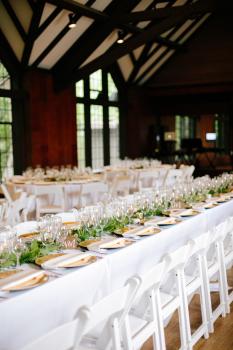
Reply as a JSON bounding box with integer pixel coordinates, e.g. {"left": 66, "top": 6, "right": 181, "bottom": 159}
{"left": 75, "top": 70, "right": 121, "bottom": 169}
{"left": 109, "top": 106, "right": 120, "bottom": 164}
{"left": 175, "top": 115, "right": 196, "bottom": 150}
{"left": 214, "top": 114, "right": 225, "bottom": 149}
{"left": 76, "top": 104, "right": 85, "bottom": 168}
{"left": 90, "top": 70, "right": 102, "bottom": 100}
{"left": 0, "top": 61, "right": 13, "bottom": 179}
{"left": 90, "top": 105, "right": 104, "bottom": 169}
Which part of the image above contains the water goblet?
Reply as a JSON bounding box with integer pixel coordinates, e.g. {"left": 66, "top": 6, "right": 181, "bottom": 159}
{"left": 12, "top": 237, "right": 26, "bottom": 268}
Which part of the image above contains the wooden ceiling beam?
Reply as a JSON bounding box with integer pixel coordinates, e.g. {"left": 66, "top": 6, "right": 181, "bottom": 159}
{"left": 27, "top": 0, "right": 36, "bottom": 10}
{"left": 55, "top": 0, "right": 213, "bottom": 89}
{"left": 52, "top": 0, "right": 141, "bottom": 76}
{"left": 118, "top": 1, "right": 214, "bottom": 22}
{"left": 21, "top": 0, "right": 45, "bottom": 67}
{"left": 2, "top": 0, "right": 27, "bottom": 42}
{"left": 47, "top": 0, "right": 109, "bottom": 21}
{"left": 141, "top": 16, "right": 206, "bottom": 86}
{"left": 35, "top": 6, "right": 62, "bottom": 39}
{"left": 0, "top": 29, "right": 21, "bottom": 78}
{"left": 48, "top": 0, "right": 144, "bottom": 35}
{"left": 128, "top": 0, "right": 180, "bottom": 83}
{"left": 31, "top": 0, "right": 96, "bottom": 67}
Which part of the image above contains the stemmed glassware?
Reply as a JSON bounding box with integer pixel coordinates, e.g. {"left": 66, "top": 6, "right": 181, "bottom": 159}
{"left": 37, "top": 215, "right": 62, "bottom": 243}
{"left": 0, "top": 226, "right": 16, "bottom": 269}
{"left": 12, "top": 237, "right": 26, "bottom": 268}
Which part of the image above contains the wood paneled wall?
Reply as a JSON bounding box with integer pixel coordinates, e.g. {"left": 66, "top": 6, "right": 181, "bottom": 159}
{"left": 125, "top": 88, "right": 156, "bottom": 158}
{"left": 22, "top": 69, "right": 77, "bottom": 168}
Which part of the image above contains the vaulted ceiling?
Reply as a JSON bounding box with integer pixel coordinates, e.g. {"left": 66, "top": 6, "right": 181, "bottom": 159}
{"left": 0, "top": 0, "right": 222, "bottom": 90}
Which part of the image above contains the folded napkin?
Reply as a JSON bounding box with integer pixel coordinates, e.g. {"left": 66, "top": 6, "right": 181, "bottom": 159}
{"left": 129, "top": 226, "right": 160, "bottom": 236}
{"left": 42, "top": 252, "right": 93, "bottom": 269}
{"left": 169, "top": 209, "right": 199, "bottom": 217}
{"left": 145, "top": 217, "right": 179, "bottom": 226}
{"left": 88, "top": 237, "right": 132, "bottom": 250}
{"left": 0, "top": 270, "right": 46, "bottom": 291}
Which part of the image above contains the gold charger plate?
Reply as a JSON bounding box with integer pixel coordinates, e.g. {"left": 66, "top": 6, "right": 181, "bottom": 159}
{"left": 99, "top": 239, "right": 133, "bottom": 249}
{"left": 58, "top": 255, "right": 97, "bottom": 268}
{"left": 134, "top": 227, "right": 161, "bottom": 236}
{"left": 179, "top": 209, "right": 200, "bottom": 217}
{"left": 0, "top": 269, "right": 22, "bottom": 279}
{"left": 114, "top": 225, "right": 138, "bottom": 235}
{"left": 63, "top": 221, "right": 80, "bottom": 226}
{"left": 157, "top": 218, "right": 181, "bottom": 226}
{"left": 35, "top": 253, "right": 65, "bottom": 266}
{"left": 3, "top": 273, "right": 48, "bottom": 291}
{"left": 79, "top": 238, "right": 101, "bottom": 248}
{"left": 204, "top": 203, "right": 219, "bottom": 209}
{"left": 19, "top": 232, "right": 39, "bottom": 239}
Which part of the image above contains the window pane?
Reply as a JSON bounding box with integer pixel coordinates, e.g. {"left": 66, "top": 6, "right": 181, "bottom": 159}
{"left": 90, "top": 70, "right": 102, "bottom": 100}
{"left": 76, "top": 104, "right": 85, "bottom": 168}
{"left": 0, "top": 123, "right": 13, "bottom": 179}
{"left": 175, "top": 115, "right": 196, "bottom": 150}
{"left": 0, "top": 97, "right": 12, "bottom": 122}
{"left": 175, "top": 115, "right": 181, "bottom": 150}
{"left": 75, "top": 80, "right": 84, "bottom": 98}
{"left": 0, "top": 61, "right": 11, "bottom": 90}
{"left": 108, "top": 73, "right": 118, "bottom": 101}
{"left": 109, "top": 107, "right": 120, "bottom": 164}
{"left": 90, "top": 105, "right": 103, "bottom": 169}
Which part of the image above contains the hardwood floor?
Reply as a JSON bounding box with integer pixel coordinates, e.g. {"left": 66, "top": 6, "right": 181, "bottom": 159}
{"left": 141, "top": 269, "right": 233, "bottom": 350}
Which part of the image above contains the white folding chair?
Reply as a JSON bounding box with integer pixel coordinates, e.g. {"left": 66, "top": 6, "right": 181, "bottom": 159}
{"left": 0, "top": 183, "right": 28, "bottom": 225}
{"left": 127, "top": 245, "right": 194, "bottom": 350}
{"left": 79, "top": 182, "right": 108, "bottom": 208}
{"left": 214, "top": 218, "right": 233, "bottom": 314}
{"left": 181, "top": 165, "right": 195, "bottom": 181}
{"left": 200, "top": 223, "right": 228, "bottom": 333}
{"left": 124, "top": 260, "right": 168, "bottom": 350}
{"left": 21, "top": 276, "right": 140, "bottom": 350}
{"left": 34, "top": 185, "right": 65, "bottom": 220}
{"left": 63, "top": 184, "right": 82, "bottom": 210}
{"left": 21, "top": 194, "right": 36, "bottom": 221}
{"left": 163, "top": 169, "right": 183, "bottom": 188}
{"left": 110, "top": 175, "right": 132, "bottom": 197}
{"left": 137, "top": 170, "right": 160, "bottom": 192}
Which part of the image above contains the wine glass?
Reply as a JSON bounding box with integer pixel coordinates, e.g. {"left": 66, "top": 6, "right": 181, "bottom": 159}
{"left": 12, "top": 237, "right": 26, "bottom": 268}
{"left": 0, "top": 227, "right": 14, "bottom": 269}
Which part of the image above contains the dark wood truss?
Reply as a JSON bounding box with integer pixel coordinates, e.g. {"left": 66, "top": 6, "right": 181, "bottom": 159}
{"left": 0, "top": 0, "right": 222, "bottom": 90}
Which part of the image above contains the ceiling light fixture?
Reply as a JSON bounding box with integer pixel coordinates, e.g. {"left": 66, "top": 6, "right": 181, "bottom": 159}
{"left": 117, "top": 30, "right": 125, "bottom": 44}
{"left": 68, "top": 13, "right": 76, "bottom": 29}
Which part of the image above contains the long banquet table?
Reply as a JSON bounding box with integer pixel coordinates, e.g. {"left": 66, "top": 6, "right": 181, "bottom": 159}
{"left": 15, "top": 180, "right": 108, "bottom": 210}
{"left": 1, "top": 199, "right": 233, "bottom": 350}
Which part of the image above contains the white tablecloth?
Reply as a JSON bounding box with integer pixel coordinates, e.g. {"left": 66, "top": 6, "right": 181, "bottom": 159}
{"left": 1, "top": 200, "right": 233, "bottom": 350}
{"left": 16, "top": 181, "right": 108, "bottom": 210}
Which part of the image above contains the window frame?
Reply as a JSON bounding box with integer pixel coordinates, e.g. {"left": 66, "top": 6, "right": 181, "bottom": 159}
{"left": 76, "top": 70, "right": 122, "bottom": 168}
{"left": 0, "top": 61, "right": 14, "bottom": 179}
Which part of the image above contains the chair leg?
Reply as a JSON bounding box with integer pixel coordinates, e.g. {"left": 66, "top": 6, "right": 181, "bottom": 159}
{"left": 176, "top": 270, "right": 191, "bottom": 350}
{"left": 197, "top": 256, "right": 209, "bottom": 339}
{"left": 154, "top": 290, "right": 166, "bottom": 350}
{"left": 218, "top": 242, "right": 230, "bottom": 314}
{"left": 150, "top": 289, "right": 165, "bottom": 350}
{"left": 202, "top": 256, "right": 214, "bottom": 333}
{"left": 112, "top": 318, "right": 123, "bottom": 350}
{"left": 121, "top": 315, "right": 134, "bottom": 350}
{"left": 216, "top": 243, "right": 226, "bottom": 318}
